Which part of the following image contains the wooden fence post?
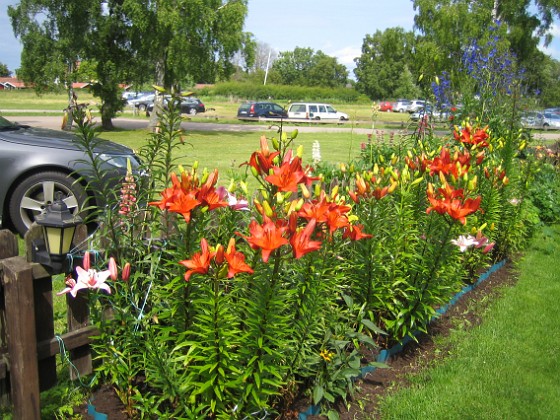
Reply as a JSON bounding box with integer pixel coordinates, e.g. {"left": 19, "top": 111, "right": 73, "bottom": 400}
{"left": 0, "top": 229, "right": 19, "bottom": 408}
{"left": 1, "top": 256, "right": 40, "bottom": 420}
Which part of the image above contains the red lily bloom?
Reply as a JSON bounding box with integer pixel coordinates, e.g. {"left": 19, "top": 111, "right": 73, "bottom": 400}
{"left": 242, "top": 136, "right": 280, "bottom": 176}
{"left": 148, "top": 185, "right": 181, "bottom": 210}
{"left": 290, "top": 219, "right": 322, "bottom": 259}
{"left": 265, "top": 160, "right": 305, "bottom": 192}
{"left": 242, "top": 217, "right": 289, "bottom": 262}
{"left": 167, "top": 191, "right": 201, "bottom": 222}
{"left": 179, "top": 238, "right": 214, "bottom": 281}
{"left": 298, "top": 196, "right": 331, "bottom": 223}
{"left": 446, "top": 196, "right": 481, "bottom": 224}
{"left": 224, "top": 238, "right": 254, "bottom": 278}
{"left": 454, "top": 124, "right": 490, "bottom": 148}
{"left": 343, "top": 224, "right": 373, "bottom": 241}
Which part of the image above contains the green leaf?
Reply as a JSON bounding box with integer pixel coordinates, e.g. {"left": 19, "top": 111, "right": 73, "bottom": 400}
{"left": 327, "top": 410, "right": 340, "bottom": 420}
{"left": 313, "top": 385, "right": 324, "bottom": 405}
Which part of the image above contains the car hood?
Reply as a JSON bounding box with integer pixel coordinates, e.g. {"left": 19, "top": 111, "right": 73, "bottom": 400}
{"left": 0, "top": 125, "right": 134, "bottom": 155}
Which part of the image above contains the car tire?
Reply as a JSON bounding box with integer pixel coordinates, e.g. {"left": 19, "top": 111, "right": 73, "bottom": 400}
{"left": 188, "top": 108, "right": 197, "bottom": 116}
{"left": 8, "top": 171, "right": 88, "bottom": 236}
{"left": 138, "top": 104, "right": 147, "bottom": 112}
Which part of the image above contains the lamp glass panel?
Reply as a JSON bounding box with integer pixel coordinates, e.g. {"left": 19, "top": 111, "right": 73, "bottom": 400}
{"left": 61, "top": 226, "right": 76, "bottom": 255}
{"left": 45, "top": 226, "right": 64, "bottom": 255}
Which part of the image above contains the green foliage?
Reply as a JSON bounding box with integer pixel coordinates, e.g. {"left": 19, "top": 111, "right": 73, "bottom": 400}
{"left": 270, "top": 47, "right": 348, "bottom": 88}
{"left": 63, "top": 59, "right": 552, "bottom": 416}
{"left": 209, "top": 81, "right": 368, "bottom": 102}
{"left": 354, "top": 27, "right": 418, "bottom": 99}
{"left": 0, "top": 62, "right": 11, "bottom": 77}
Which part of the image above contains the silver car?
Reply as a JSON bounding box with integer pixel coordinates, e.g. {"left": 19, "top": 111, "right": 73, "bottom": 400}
{"left": 0, "top": 116, "right": 141, "bottom": 235}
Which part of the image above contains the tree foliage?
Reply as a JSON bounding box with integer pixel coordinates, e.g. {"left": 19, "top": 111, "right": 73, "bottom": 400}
{"left": 270, "top": 47, "right": 348, "bottom": 88}
{"left": 354, "top": 27, "right": 417, "bottom": 99}
{"left": 0, "top": 62, "right": 12, "bottom": 77}
{"left": 9, "top": 0, "right": 250, "bottom": 129}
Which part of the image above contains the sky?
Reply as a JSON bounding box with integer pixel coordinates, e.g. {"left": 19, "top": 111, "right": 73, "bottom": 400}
{"left": 1, "top": 0, "right": 560, "bottom": 77}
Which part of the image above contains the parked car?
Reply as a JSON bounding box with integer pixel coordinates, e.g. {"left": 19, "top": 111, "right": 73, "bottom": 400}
{"left": 520, "top": 111, "right": 541, "bottom": 129}
{"left": 406, "top": 100, "right": 426, "bottom": 113}
{"left": 378, "top": 101, "right": 393, "bottom": 112}
{"left": 237, "top": 102, "right": 287, "bottom": 119}
{"left": 147, "top": 97, "right": 206, "bottom": 116}
{"left": 0, "top": 116, "right": 141, "bottom": 235}
{"left": 538, "top": 112, "right": 560, "bottom": 129}
{"left": 129, "top": 93, "right": 155, "bottom": 111}
{"left": 410, "top": 106, "right": 449, "bottom": 122}
{"left": 393, "top": 99, "right": 411, "bottom": 113}
{"left": 287, "top": 103, "right": 349, "bottom": 121}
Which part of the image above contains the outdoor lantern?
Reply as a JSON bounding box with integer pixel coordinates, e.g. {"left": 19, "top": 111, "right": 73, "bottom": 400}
{"left": 33, "top": 195, "right": 83, "bottom": 275}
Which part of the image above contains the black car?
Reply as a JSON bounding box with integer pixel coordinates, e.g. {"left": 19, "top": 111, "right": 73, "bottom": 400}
{"left": 237, "top": 102, "right": 287, "bottom": 119}
{"left": 147, "top": 97, "right": 206, "bottom": 116}
{"left": 0, "top": 116, "right": 141, "bottom": 235}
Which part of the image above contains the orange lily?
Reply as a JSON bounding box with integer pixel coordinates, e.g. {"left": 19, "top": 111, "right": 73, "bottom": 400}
{"left": 179, "top": 238, "right": 214, "bottom": 281}
{"left": 290, "top": 219, "right": 322, "bottom": 259}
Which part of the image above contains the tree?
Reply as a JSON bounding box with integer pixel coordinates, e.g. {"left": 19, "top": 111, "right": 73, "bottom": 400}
{"left": 9, "top": 0, "right": 250, "bottom": 130}
{"left": 270, "top": 47, "right": 348, "bottom": 87}
{"left": 9, "top": 1, "right": 99, "bottom": 128}
{"left": 353, "top": 27, "right": 417, "bottom": 99}
{"left": 0, "top": 62, "right": 11, "bottom": 77}
{"left": 412, "top": 0, "right": 560, "bottom": 97}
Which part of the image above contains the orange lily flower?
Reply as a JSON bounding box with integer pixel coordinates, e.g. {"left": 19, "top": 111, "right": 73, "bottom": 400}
{"left": 290, "top": 219, "right": 322, "bottom": 259}
{"left": 242, "top": 217, "right": 289, "bottom": 262}
{"left": 179, "top": 238, "right": 214, "bottom": 281}
{"left": 224, "top": 238, "right": 254, "bottom": 278}
{"left": 343, "top": 224, "right": 372, "bottom": 241}
{"left": 167, "top": 191, "right": 201, "bottom": 222}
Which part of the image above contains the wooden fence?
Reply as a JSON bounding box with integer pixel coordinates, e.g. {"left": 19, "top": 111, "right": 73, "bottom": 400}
{"left": 0, "top": 226, "right": 96, "bottom": 419}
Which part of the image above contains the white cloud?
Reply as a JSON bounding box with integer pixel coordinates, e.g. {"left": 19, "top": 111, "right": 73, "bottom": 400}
{"left": 330, "top": 46, "right": 361, "bottom": 67}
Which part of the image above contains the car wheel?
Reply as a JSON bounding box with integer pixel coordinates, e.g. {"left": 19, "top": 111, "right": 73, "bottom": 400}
{"left": 8, "top": 171, "right": 88, "bottom": 236}
{"left": 138, "top": 104, "right": 147, "bottom": 112}
{"left": 189, "top": 108, "right": 197, "bottom": 116}
{"left": 314, "top": 116, "right": 321, "bottom": 120}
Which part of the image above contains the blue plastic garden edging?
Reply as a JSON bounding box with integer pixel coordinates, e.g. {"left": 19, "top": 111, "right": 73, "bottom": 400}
{"left": 298, "top": 259, "right": 506, "bottom": 420}
{"left": 87, "top": 398, "right": 108, "bottom": 420}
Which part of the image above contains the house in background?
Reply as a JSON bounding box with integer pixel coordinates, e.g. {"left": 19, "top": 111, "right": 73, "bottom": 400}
{"left": 0, "top": 77, "right": 27, "bottom": 90}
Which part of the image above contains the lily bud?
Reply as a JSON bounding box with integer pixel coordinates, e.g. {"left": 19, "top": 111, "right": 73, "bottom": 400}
{"left": 291, "top": 129, "right": 299, "bottom": 139}
{"left": 373, "top": 163, "right": 379, "bottom": 175}
{"left": 122, "top": 262, "right": 131, "bottom": 282}
{"left": 83, "top": 251, "right": 91, "bottom": 270}
{"left": 272, "top": 137, "right": 280, "bottom": 151}
{"left": 108, "top": 257, "right": 118, "bottom": 281}
{"left": 297, "top": 145, "right": 304, "bottom": 158}
{"left": 215, "top": 244, "right": 225, "bottom": 264}
{"left": 300, "top": 184, "right": 311, "bottom": 199}
{"left": 262, "top": 200, "right": 274, "bottom": 217}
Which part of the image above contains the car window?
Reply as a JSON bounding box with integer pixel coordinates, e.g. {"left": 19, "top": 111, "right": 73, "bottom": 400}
{"left": 309, "top": 105, "right": 318, "bottom": 113}
{"left": 319, "top": 105, "right": 326, "bottom": 113}
{"left": 272, "top": 104, "right": 283, "bottom": 113}
{"left": 291, "top": 104, "right": 305, "bottom": 112}
{"left": 326, "top": 105, "right": 336, "bottom": 113}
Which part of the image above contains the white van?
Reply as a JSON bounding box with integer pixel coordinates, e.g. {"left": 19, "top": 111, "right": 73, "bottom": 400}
{"left": 287, "top": 103, "right": 349, "bottom": 121}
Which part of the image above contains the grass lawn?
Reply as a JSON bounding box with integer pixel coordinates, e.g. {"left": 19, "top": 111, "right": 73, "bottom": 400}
{"left": 375, "top": 225, "right": 560, "bottom": 419}
{"left": 98, "top": 128, "right": 410, "bottom": 188}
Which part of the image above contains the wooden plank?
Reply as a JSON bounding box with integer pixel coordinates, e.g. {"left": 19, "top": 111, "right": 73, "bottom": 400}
{"left": 0, "top": 230, "right": 18, "bottom": 260}
{"left": 1, "top": 256, "right": 40, "bottom": 419}
{"left": 37, "top": 326, "right": 99, "bottom": 360}
{"left": 67, "top": 292, "right": 93, "bottom": 379}
{"left": 33, "top": 269, "right": 56, "bottom": 391}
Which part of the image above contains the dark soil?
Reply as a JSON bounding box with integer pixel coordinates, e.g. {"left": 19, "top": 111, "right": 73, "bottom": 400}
{"left": 78, "top": 261, "right": 516, "bottom": 420}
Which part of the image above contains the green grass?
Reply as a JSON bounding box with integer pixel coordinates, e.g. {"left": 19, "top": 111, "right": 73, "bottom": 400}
{"left": 99, "top": 128, "right": 409, "bottom": 187}
{"left": 374, "top": 225, "right": 560, "bottom": 420}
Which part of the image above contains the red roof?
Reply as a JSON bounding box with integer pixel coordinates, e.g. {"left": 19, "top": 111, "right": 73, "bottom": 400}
{"left": 0, "top": 77, "right": 27, "bottom": 89}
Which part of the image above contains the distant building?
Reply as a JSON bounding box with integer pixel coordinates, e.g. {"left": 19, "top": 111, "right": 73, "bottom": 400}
{"left": 0, "top": 77, "right": 27, "bottom": 90}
